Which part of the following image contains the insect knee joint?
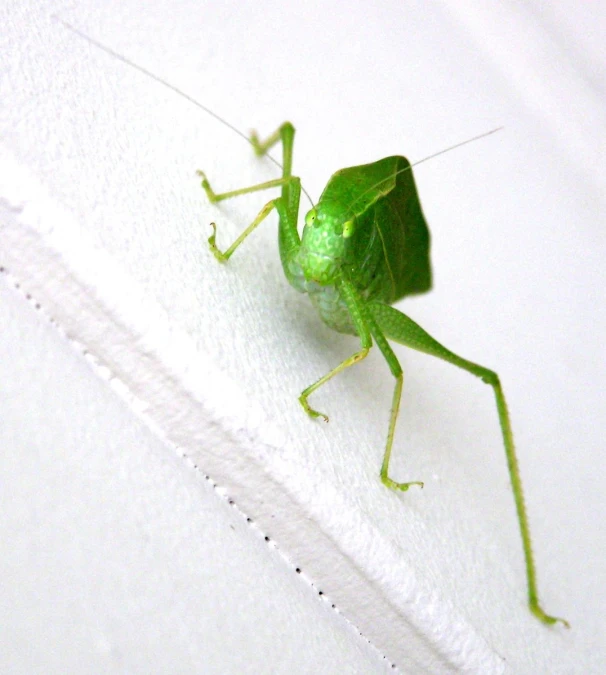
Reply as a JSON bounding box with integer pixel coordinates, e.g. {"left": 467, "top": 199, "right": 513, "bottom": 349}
{"left": 481, "top": 370, "right": 500, "bottom": 387}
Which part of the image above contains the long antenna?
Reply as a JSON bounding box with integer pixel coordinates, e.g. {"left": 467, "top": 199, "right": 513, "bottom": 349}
{"left": 343, "top": 127, "right": 503, "bottom": 217}
{"left": 411, "top": 126, "right": 503, "bottom": 170}
{"left": 55, "top": 18, "right": 500, "bottom": 213}
{"left": 56, "top": 18, "right": 318, "bottom": 206}
{"left": 54, "top": 17, "right": 281, "bottom": 168}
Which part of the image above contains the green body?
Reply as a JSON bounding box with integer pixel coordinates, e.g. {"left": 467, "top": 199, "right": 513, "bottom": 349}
{"left": 287, "top": 156, "right": 431, "bottom": 335}
{"left": 199, "top": 122, "right": 567, "bottom": 628}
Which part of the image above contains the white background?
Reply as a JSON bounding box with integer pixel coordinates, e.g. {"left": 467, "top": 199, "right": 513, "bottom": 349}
{"left": 2, "top": 0, "right": 605, "bottom": 672}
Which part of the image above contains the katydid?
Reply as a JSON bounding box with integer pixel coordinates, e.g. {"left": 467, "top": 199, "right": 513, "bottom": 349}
{"left": 58, "top": 18, "right": 568, "bottom": 628}
{"left": 199, "top": 124, "right": 568, "bottom": 628}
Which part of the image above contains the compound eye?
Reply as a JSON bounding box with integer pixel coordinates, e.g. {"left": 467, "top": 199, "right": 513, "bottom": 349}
{"left": 305, "top": 209, "right": 318, "bottom": 227}
{"left": 342, "top": 220, "right": 354, "bottom": 238}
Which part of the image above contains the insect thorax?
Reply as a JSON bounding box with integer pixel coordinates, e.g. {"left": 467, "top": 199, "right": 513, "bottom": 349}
{"left": 284, "top": 254, "right": 353, "bottom": 334}
{"left": 284, "top": 201, "right": 395, "bottom": 336}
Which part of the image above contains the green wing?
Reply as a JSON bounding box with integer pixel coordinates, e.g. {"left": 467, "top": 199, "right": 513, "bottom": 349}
{"left": 321, "top": 156, "right": 432, "bottom": 303}
{"left": 375, "top": 156, "right": 431, "bottom": 301}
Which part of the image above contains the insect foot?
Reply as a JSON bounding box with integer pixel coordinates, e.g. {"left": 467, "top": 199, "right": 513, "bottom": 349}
{"left": 530, "top": 603, "right": 570, "bottom": 628}
{"left": 381, "top": 476, "right": 424, "bottom": 492}
{"left": 196, "top": 170, "right": 219, "bottom": 203}
{"left": 298, "top": 394, "right": 329, "bottom": 423}
{"left": 207, "top": 223, "right": 228, "bottom": 263}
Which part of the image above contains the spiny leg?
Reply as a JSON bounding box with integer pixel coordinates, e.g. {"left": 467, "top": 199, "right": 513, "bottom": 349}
{"left": 198, "top": 121, "right": 295, "bottom": 201}
{"left": 364, "top": 310, "right": 424, "bottom": 492}
{"left": 199, "top": 122, "right": 298, "bottom": 263}
{"left": 198, "top": 173, "right": 292, "bottom": 203}
{"left": 207, "top": 199, "right": 277, "bottom": 262}
{"left": 368, "top": 300, "right": 568, "bottom": 627}
{"left": 299, "top": 345, "right": 370, "bottom": 422}
{"left": 300, "top": 279, "right": 371, "bottom": 422}
{"left": 200, "top": 173, "right": 301, "bottom": 262}
{"left": 250, "top": 122, "right": 295, "bottom": 172}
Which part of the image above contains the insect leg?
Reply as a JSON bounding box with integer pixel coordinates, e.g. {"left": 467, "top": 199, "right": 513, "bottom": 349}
{"left": 250, "top": 122, "right": 295, "bottom": 177}
{"left": 368, "top": 301, "right": 568, "bottom": 628}
{"left": 201, "top": 122, "right": 301, "bottom": 265}
{"left": 363, "top": 310, "right": 424, "bottom": 492}
{"left": 299, "top": 280, "right": 371, "bottom": 422}
{"left": 197, "top": 120, "right": 294, "bottom": 200}
{"left": 208, "top": 199, "right": 278, "bottom": 262}
{"left": 198, "top": 173, "right": 293, "bottom": 203}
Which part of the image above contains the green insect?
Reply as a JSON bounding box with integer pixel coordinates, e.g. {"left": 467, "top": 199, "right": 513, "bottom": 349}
{"left": 198, "top": 122, "right": 568, "bottom": 628}
{"left": 58, "top": 18, "right": 568, "bottom": 629}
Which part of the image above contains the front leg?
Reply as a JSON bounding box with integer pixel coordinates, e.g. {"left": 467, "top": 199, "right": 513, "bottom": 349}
{"left": 207, "top": 199, "right": 278, "bottom": 262}
{"left": 250, "top": 122, "right": 295, "bottom": 178}
{"left": 198, "top": 121, "right": 295, "bottom": 203}
{"left": 299, "top": 344, "right": 370, "bottom": 423}
{"left": 198, "top": 172, "right": 292, "bottom": 204}
{"left": 299, "top": 279, "right": 372, "bottom": 422}
{"left": 199, "top": 122, "right": 300, "bottom": 264}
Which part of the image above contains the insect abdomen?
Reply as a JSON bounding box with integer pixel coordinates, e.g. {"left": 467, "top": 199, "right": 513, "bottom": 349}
{"left": 309, "top": 284, "right": 357, "bottom": 335}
